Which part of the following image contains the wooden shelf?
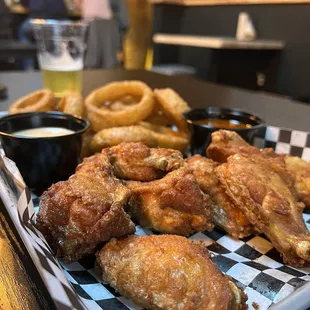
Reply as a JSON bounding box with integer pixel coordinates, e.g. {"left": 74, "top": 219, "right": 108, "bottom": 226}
{"left": 153, "top": 33, "right": 285, "bottom": 50}
{"left": 150, "top": 0, "right": 310, "bottom": 5}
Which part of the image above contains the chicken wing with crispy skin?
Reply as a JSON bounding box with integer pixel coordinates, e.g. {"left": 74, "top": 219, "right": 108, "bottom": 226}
{"left": 207, "top": 130, "right": 308, "bottom": 205}
{"left": 206, "top": 130, "right": 276, "bottom": 163}
{"left": 36, "top": 153, "right": 135, "bottom": 262}
{"left": 127, "top": 166, "right": 214, "bottom": 236}
{"left": 285, "top": 155, "right": 310, "bottom": 207}
{"left": 216, "top": 154, "right": 310, "bottom": 267}
{"left": 97, "top": 235, "right": 247, "bottom": 310}
{"left": 102, "top": 142, "right": 183, "bottom": 181}
{"left": 186, "top": 155, "right": 254, "bottom": 238}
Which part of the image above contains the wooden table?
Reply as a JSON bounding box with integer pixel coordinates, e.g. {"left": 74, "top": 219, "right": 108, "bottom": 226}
{"left": 0, "top": 69, "right": 310, "bottom": 309}
{"left": 0, "top": 200, "right": 55, "bottom": 310}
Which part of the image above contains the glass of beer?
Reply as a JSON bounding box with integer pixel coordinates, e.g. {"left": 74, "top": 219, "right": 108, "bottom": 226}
{"left": 31, "top": 20, "right": 87, "bottom": 98}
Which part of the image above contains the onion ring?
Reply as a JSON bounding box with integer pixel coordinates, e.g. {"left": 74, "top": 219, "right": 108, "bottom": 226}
{"left": 58, "top": 92, "right": 85, "bottom": 118}
{"left": 153, "top": 88, "right": 190, "bottom": 133}
{"left": 139, "top": 122, "right": 189, "bottom": 151}
{"left": 8, "top": 89, "right": 55, "bottom": 114}
{"left": 90, "top": 125, "right": 158, "bottom": 152}
{"left": 144, "top": 99, "right": 170, "bottom": 126}
{"left": 91, "top": 122, "right": 189, "bottom": 153}
{"left": 85, "top": 81, "right": 154, "bottom": 132}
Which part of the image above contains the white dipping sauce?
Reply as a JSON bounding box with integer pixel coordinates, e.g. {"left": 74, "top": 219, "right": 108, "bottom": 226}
{"left": 14, "top": 127, "right": 75, "bottom": 138}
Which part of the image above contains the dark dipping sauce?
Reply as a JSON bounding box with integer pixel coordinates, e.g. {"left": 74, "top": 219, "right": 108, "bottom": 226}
{"left": 193, "top": 118, "right": 252, "bottom": 129}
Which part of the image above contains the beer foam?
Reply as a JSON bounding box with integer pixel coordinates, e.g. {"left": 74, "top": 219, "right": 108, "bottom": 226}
{"left": 38, "top": 44, "right": 83, "bottom": 71}
{"left": 40, "top": 63, "right": 83, "bottom": 71}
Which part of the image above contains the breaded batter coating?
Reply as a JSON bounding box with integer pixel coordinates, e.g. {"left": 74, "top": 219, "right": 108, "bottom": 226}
{"left": 217, "top": 154, "right": 310, "bottom": 267}
{"left": 186, "top": 155, "right": 254, "bottom": 238}
{"left": 153, "top": 88, "right": 190, "bottom": 134}
{"left": 103, "top": 142, "right": 183, "bottom": 181}
{"left": 36, "top": 153, "right": 135, "bottom": 262}
{"left": 127, "top": 166, "right": 214, "bottom": 236}
{"left": 207, "top": 130, "right": 310, "bottom": 206}
{"left": 285, "top": 155, "right": 310, "bottom": 207}
{"left": 97, "top": 235, "right": 247, "bottom": 310}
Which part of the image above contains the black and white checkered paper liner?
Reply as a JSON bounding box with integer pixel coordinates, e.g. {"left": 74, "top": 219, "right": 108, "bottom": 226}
{"left": 0, "top": 155, "right": 87, "bottom": 310}
{"left": 2, "top": 125, "right": 310, "bottom": 310}
{"left": 253, "top": 126, "right": 310, "bottom": 159}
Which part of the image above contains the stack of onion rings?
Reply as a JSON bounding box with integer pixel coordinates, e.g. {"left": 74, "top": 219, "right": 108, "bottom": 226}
{"left": 8, "top": 82, "right": 191, "bottom": 154}
{"left": 8, "top": 89, "right": 55, "bottom": 114}
{"left": 85, "top": 81, "right": 154, "bottom": 132}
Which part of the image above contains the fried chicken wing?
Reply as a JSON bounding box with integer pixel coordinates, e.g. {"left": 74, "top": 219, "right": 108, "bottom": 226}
{"left": 102, "top": 142, "right": 183, "bottom": 181}
{"left": 216, "top": 154, "right": 310, "bottom": 267}
{"left": 127, "top": 166, "right": 214, "bottom": 236}
{"left": 206, "top": 130, "right": 275, "bottom": 163}
{"left": 285, "top": 155, "right": 310, "bottom": 207}
{"left": 96, "top": 235, "right": 247, "bottom": 310}
{"left": 186, "top": 155, "right": 254, "bottom": 238}
{"left": 207, "top": 130, "right": 308, "bottom": 205}
{"left": 36, "top": 153, "right": 135, "bottom": 262}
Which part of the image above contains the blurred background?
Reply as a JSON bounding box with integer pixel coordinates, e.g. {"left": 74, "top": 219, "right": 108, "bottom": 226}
{"left": 1, "top": 0, "right": 309, "bottom": 103}
{"left": 0, "top": 0, "right": 153, "bottom": 70}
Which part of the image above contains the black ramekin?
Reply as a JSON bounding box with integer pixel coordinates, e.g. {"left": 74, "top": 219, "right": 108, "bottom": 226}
{"left": 0, "top": 112, "right": 89, "bottom": 193}
{"left": 183, "top": 107, "right": 265, "bottom": 155}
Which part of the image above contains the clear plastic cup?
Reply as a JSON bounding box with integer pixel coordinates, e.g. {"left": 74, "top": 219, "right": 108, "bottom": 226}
{"left": 31, "top": 19, "right": 87, "bottom": 98}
